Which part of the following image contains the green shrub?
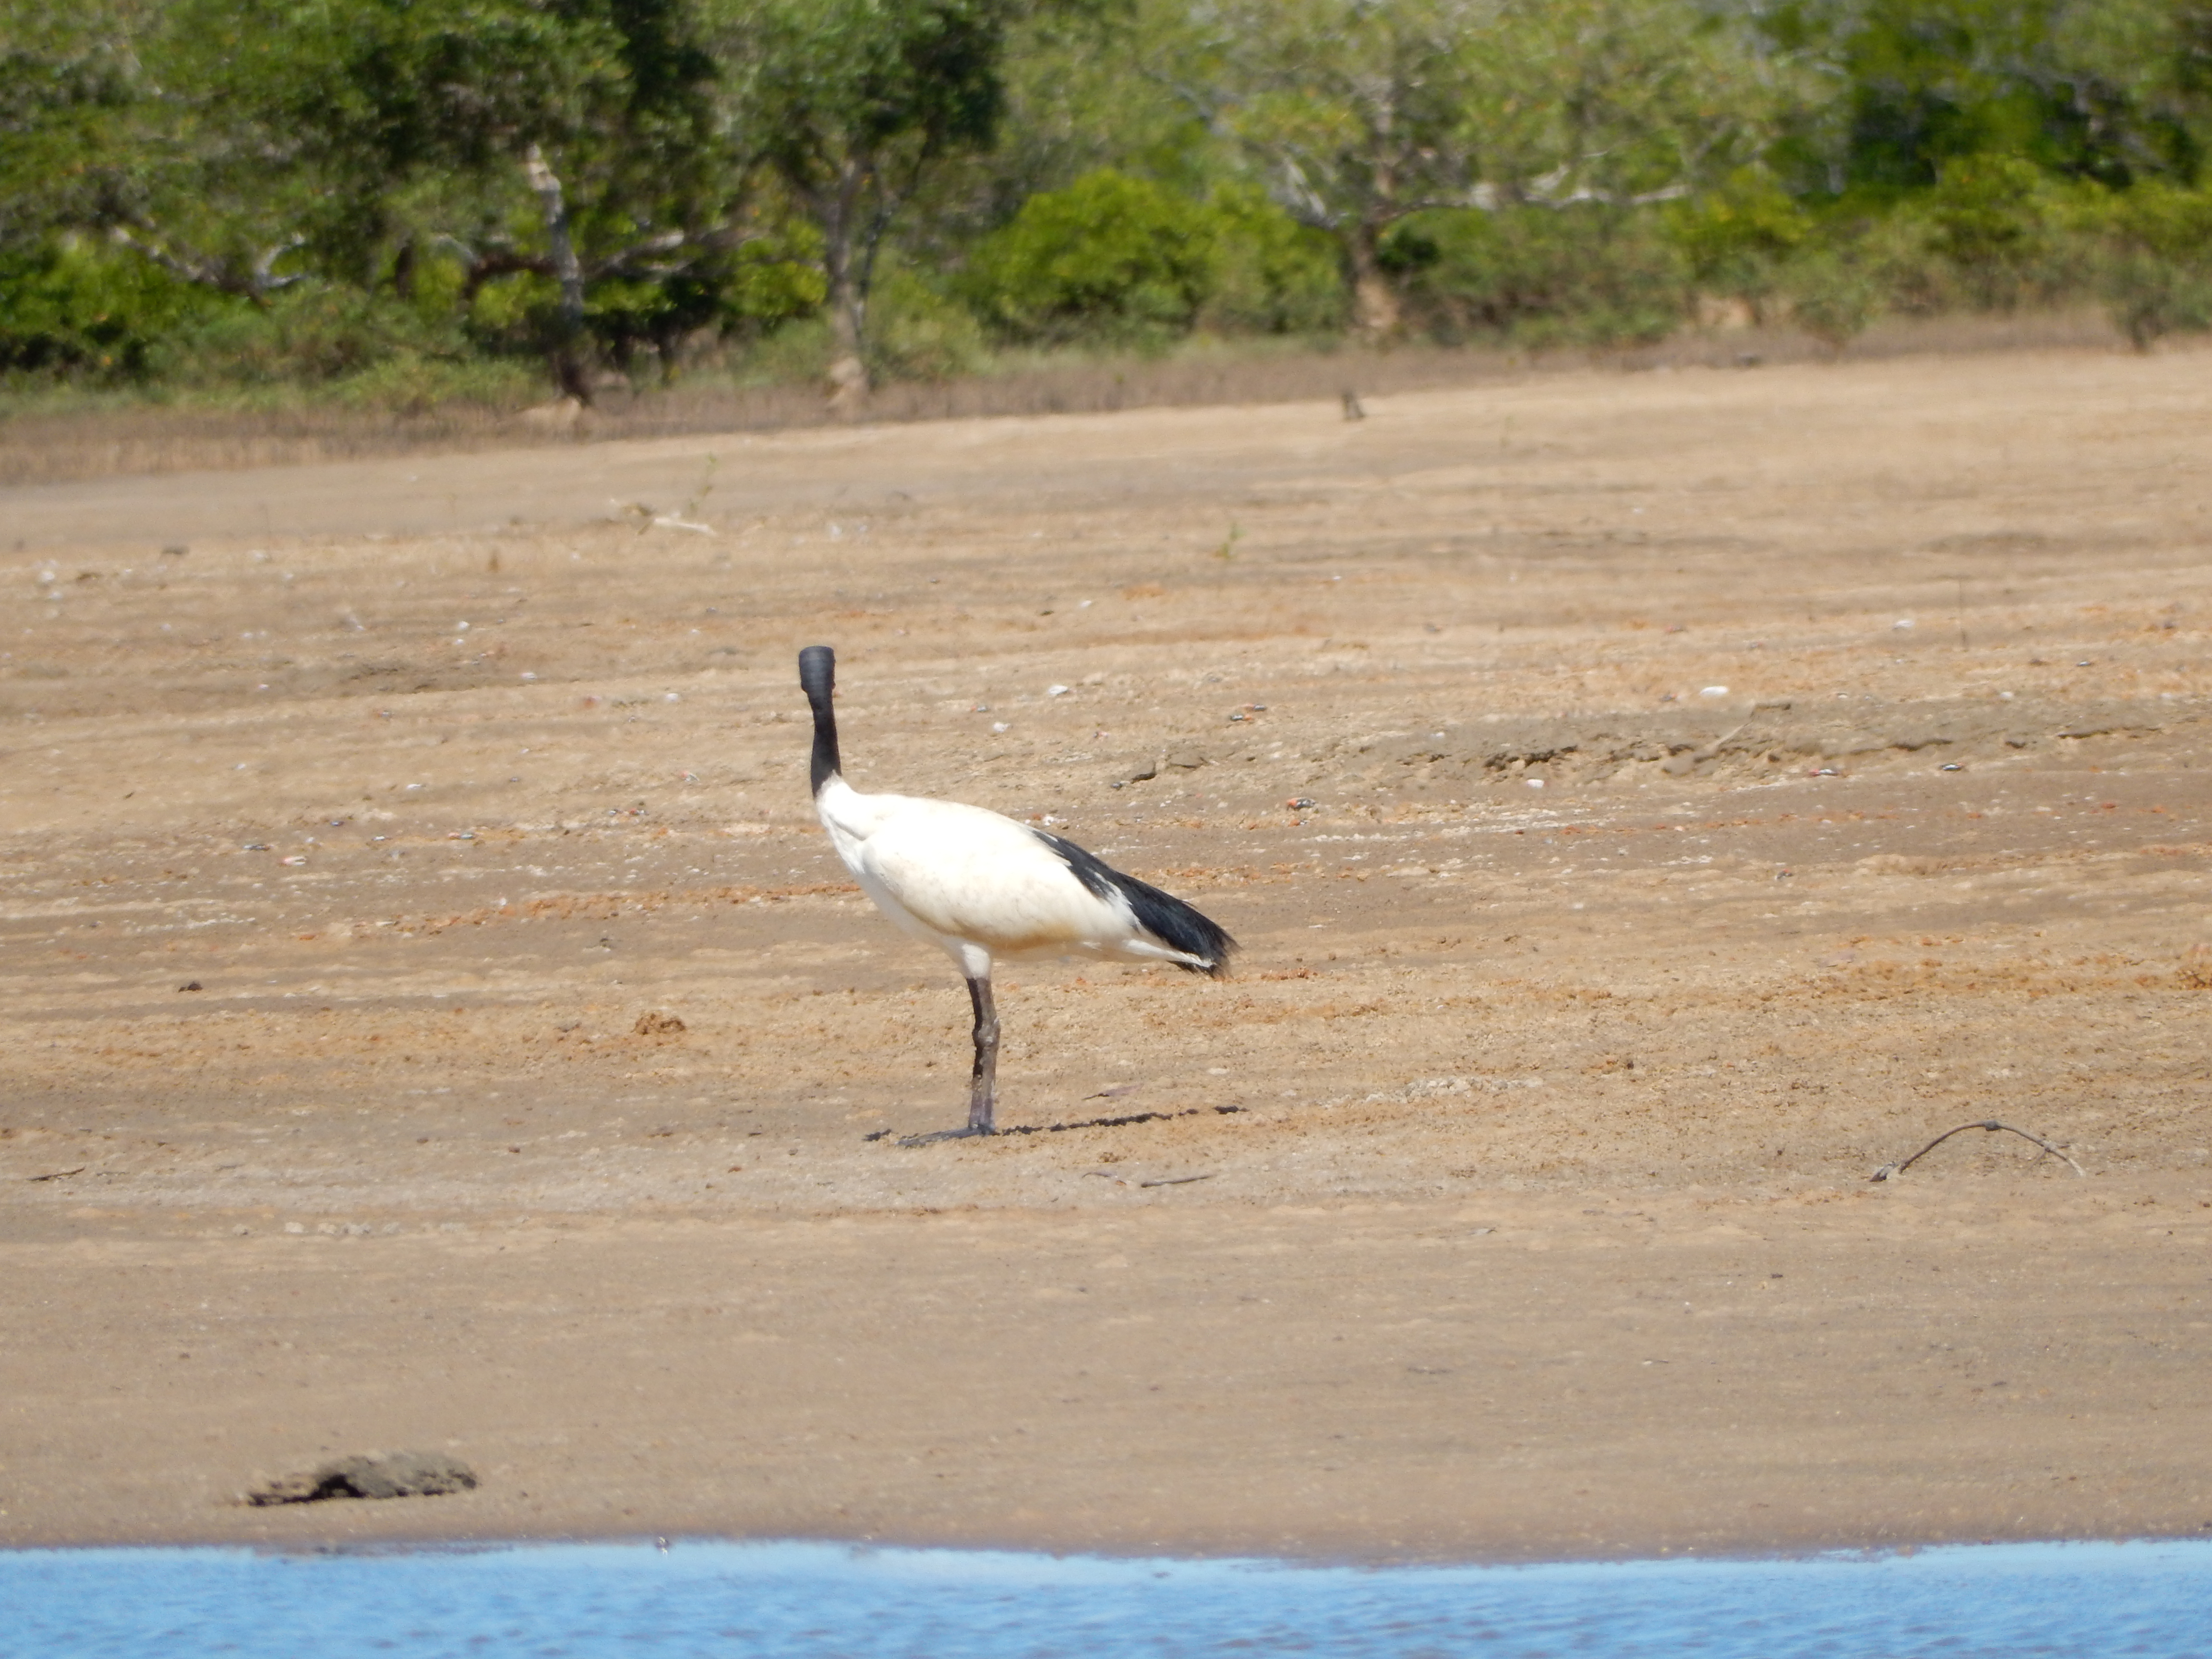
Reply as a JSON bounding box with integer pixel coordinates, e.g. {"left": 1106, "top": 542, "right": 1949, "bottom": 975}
{"left": 1827, "top": 161, "right": 2103, "bottom": 319}
{"left": 866, "top": 265, "right": 987, "bottom": 381}
{"left": 2096, "top": 247, "right": 2212, "bottom": 349}
{"left": 1843, "top": 203, "right": 1959, "bottom": 317}
{"left": 1201, "top": 182, "right": 1344, "bottom": 336}
{"left": 156, "top": 282, "right": 462, "bottom": 386}
{"left": 722, "top": 241, "right": 827, "bottom": 332}
{"left": 962, "top": 169, "right": 1218, "bottom": 346}
{"left": 0, "top": 236, "right": 223, "bottom": 380}
{"left": 730, "top": 314, "right": 835, "bottom": 386}
{"left": 1667, "top": 168, "right": 1811, "bottom": 323}
{"left": 2082, "top": 180, "right": 2212, "bottom": 349}
{"left": 328, "top": 351, "right": 542, "bottom": 413}
{"left": 459, "top": 268, "right": 563, "bottom": 364}
{"left": 1382, "top": 205, "right": 1688, "bottom": 348}
{"left": 1922, "top": 154, "right": 2058, "bottom": 311}
{"left": 1782, "top": 248, "right": 1882, "bottom": 351}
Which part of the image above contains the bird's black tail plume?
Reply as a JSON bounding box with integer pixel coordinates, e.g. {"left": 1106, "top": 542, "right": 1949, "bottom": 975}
{"left": 1123, "top": 875, "right": 1237, "bottom": 978}
{"left": 1031, "top": 830, "right": 1238, "bottom": 977}
{"left": 798, "top": 646, "right": 840, "bottom": 795}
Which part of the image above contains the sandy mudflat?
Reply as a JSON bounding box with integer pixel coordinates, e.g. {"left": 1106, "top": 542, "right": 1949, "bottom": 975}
{"left": 2, "top": 346, "right": 2209, "bottom": 1559}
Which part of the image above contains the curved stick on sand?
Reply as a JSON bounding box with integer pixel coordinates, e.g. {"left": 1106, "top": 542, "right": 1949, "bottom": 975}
{"left": 1870, "top": 1119, "right": 2086, "bottom": 1182}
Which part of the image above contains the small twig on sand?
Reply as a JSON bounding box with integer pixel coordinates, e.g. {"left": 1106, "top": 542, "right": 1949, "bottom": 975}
{"left": 26, "top": 1166, "right": 86, "bottom": 1182}
{"left": 1870, "top": 1120, "right": 2085, "bottom": 1182}
{"left": 1138, "top": 1173, "right": 1214, "bottom": 1189}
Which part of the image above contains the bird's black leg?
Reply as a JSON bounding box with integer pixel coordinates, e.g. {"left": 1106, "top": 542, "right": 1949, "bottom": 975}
{"left": 894, "top": 972, "right": 1002, "bottom": 1146}
{"left": 966, "top": 974, "right": 999, "bottom": 1134}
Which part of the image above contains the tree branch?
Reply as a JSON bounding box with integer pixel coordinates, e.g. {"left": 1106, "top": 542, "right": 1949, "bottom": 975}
{"left": 584, "top": 229, "right": 688, "bottom": 280}
{"left": 448, "top": 245, "right": 556, "bottom": 303}
{"left": 108, "top": 224, "right": 304, "bottom": 303}
{"left": 1870, "top": 1120, "right": 2087, "bottom": 1182}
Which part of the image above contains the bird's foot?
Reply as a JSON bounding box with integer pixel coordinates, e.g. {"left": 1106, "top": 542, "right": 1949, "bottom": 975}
{"left": 895, "top": 1125, "right": 995, "bottom": 1147}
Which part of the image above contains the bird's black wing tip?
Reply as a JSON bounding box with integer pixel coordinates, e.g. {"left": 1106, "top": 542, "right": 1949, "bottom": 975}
{"left": 1028, "top": 827, "right": 1235, "bottom": 973}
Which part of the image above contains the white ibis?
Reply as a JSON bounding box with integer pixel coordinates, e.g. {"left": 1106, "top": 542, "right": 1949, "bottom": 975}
{"left": 799, "top": 645, "right": 1235, "bottom": 1138}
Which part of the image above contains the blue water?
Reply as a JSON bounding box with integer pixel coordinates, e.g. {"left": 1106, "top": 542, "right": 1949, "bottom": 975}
{"left": 4, "top": 1538, "right": 2209, "bottom": 1658}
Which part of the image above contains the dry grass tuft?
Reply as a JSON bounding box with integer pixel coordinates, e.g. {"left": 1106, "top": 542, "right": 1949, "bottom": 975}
{"left": 0, "top": 310, "right": 2137, "bottom": 490}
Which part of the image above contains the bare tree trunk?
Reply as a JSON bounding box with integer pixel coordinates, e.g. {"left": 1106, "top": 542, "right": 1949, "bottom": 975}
{"left": 524, "top": 143, "right": 592, "bottom": 405}
{"left": 817, "top": 157, "right": 872, "bottom": 415}
{"left": 1346, "top": 222, "right": 1401, "bottom": 341}
{"left": 1350, "top": 85, "right": 1405, "bottom": 343}
{"left": 824, "top": 264, "right": 869, "bottom": 413}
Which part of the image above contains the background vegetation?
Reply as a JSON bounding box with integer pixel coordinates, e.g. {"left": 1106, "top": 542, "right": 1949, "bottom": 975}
{"left": 7, "top": 0, "right": 2212, "bottom": 414}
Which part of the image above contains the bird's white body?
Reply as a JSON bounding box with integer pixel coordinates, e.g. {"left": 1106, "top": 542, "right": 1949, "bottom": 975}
{"left": 797, "top": 643, "right": 1230, "bottom": 1136}
{"left": 815, "top": 776, "right": 1211, "bottom": 980}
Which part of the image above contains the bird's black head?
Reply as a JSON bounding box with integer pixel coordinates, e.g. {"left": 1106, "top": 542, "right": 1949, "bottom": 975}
{"left": 798, "top": 645, "right": 836, "bottom": 705}
{"left": 798, "top": 645, "right": 840, "bottom": 795}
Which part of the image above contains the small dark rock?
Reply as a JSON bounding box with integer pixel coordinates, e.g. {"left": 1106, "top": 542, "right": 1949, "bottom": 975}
{"left": 178, "top": 981, "right": 203, "bottom": 992}
{"left": 247, "top": 1450, "right": 477, "bottom": 1505}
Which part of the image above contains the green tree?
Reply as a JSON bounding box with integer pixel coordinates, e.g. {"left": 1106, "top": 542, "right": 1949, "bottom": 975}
{"left": 191, "top": 0, "right": 743, "bottom": 396}
{"left": 1761, "top": 0, "right": 2212, "bottom": 193}
{"left": 975, "top": 2, "right": 1214, "bottom": 216}
{"left": 1156, "top": 0, "right": 1772, "bottom": 339}
{"left": 0, "top": 0, "right": 145, "bottom": 254}
{"left": 34, "top": 0, "right": 764, "bottom": 397}
{"left": 3, "top": 0, "right": 333, "bottom": 310}
{"left": 723, "top": 0, "right": 1019, "bottom": 403}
